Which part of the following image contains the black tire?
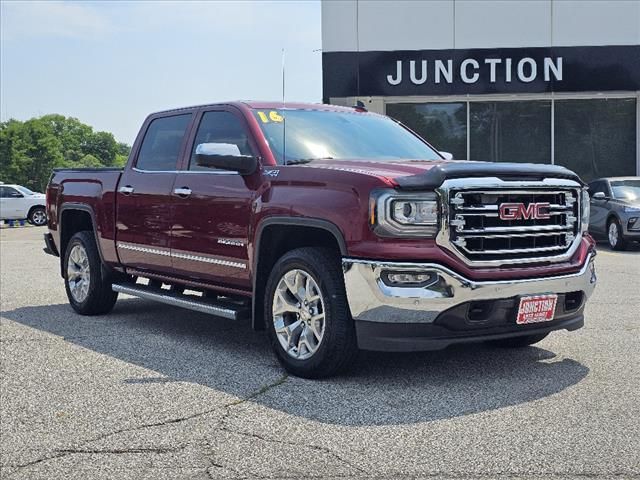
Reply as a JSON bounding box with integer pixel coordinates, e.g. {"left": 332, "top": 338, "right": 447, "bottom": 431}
{"left": 607, "top": 218, "right": 627, "bottom": 251}
{"left": 265, "top": 247, "right": 358, "bottom": 379}
{"left": 63, "top": 231, "right": 118, "bottom": 315}
{"left": 27, "top": 206, "right": 47, "bottom": 226}
{"left": 487, "top": 333, "right": 549, "bottom": 348}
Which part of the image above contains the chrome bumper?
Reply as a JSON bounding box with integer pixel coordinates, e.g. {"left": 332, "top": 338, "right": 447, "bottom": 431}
{"left": 342, "top": 253, "right": 597, "bottom": 324}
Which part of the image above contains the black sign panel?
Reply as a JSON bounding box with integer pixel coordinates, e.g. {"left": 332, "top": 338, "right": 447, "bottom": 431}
{"left": 322, "top": 45, "right": 640, "bottom": 101}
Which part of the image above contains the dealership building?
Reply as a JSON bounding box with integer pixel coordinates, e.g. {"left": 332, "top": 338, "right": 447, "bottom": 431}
{"left": 321, "top": 0, "right": 640, "bottom": 181}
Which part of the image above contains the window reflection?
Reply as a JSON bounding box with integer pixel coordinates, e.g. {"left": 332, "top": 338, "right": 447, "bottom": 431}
{"left": 554, "top": 98, "right": 636, "bottom": 182}
{"left": 386, "top": 103, "right": 467, "bottom": 159}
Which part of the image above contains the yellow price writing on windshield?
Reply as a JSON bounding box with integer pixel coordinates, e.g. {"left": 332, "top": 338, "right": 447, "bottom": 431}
{"left": 269, "top": 111, "right": 284, "bottom": 122}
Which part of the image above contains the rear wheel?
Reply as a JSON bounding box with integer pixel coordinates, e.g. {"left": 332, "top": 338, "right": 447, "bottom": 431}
{"left": 607, "top": 218, "right": 626, "bottom": 250}
{"left": 487, "top": 333, "right": 549, "bottom": 348}
{"left": 28, "top": 207, "right": 47, "bottom": 226}
{"left": 64, "top": 231, "right": 118, "bottom": 315}
{"left": 265, "top": 247, "right": 357, "bottom": 379}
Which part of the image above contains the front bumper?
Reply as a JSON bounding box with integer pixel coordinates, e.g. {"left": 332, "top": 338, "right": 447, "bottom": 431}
{"left": 342, "top": 252, "right": 597, "bottom": 351}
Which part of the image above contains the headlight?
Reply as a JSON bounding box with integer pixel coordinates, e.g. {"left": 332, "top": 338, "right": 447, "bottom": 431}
{"left": 581, "top": 189, "right": 590, "bottom": 232}
{"left": 624, "top": 206, "right": 640, "bottom": 213}
{"left": 371, "top": 190, "right": 438, "bottom": 237}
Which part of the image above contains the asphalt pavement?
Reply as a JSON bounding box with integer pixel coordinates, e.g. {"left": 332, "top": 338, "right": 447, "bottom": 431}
{"left": 1, "top": 227, "right": 639, "bottom": 479}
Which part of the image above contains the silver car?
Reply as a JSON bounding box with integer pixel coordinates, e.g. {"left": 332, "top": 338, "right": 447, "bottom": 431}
{"left": 588, "top": 177, "right": 640, "bottom": 250}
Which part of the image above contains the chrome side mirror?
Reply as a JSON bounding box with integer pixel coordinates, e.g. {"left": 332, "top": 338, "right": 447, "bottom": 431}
{"left": 195, "top": 143, "right": 257, "bottom": 175}
{"left": 592, "top": 192, "right": 606, "bottom": 200}
{"left": 440, "top": 151, "right": 454, "bottom": 160}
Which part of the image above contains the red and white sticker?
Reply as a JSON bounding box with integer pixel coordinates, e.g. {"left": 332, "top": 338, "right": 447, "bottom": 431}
{"left": 516, "top": 295, "right": 558, "bottom": 325}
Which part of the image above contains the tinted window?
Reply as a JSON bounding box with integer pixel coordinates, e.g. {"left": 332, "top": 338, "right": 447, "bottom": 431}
{"left": 0, "top": 186, "right": 20, "bottom": 198}
{"left": 136, "top": 114, "right": 192, "bottom": 171}
{"left": 470, "top": 101, "right": 551, "bottom": 164}
{"left": 588, "top": 181, "right": 606, "bottom": 196}
{"left": 555, "top": 99, "right": 636, "bottom": 182}
{"left": 190, "top": 111, "right": 252, "bottom": 170}
{"left": 387, "top": 103, "right": 467, "bottom": 160}
{"left": 253, "top": 109, "right": 441, "bottom": 165}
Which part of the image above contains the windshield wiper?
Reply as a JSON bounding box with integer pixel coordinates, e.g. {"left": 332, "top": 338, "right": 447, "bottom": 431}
{"left": 286, "top": 157, "right": 333, "bottom": 165}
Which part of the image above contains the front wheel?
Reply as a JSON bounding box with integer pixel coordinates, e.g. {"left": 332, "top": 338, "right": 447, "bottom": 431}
{"left": 265, "top": 247, "right": 358, "bottom": 379}
{"left": 607, "top": 218, "right": 627, "bottom": 251}
{"left": 64, "top": 231, "right": 118, "bottom": 315}
{"left": 28, "top": 207, "right": 47, "bottom": 226}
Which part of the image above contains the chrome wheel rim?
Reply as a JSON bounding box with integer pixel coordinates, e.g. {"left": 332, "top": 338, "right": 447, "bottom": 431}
{"left": 32, "top": 210, "right": 46, "bottom": 225}
{"left": 609, "top": 222, "right": 618, "bottom": 247}
{"left": 272, "top": 269, "right": 326, "bottom": 360}
{"left": 67, "top": 244, "right": 90, "bottom": 302}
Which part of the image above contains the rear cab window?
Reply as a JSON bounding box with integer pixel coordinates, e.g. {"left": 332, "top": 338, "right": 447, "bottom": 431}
{"left": 136, "top": 114, "right": 192, "bottom": 171}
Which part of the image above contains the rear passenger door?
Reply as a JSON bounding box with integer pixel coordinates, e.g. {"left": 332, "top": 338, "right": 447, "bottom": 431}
{"left": 169, "top": 108, "right": 259, "bottom": 291}
{"left": 116, "top": 113, "right": 194, "bottom": 273}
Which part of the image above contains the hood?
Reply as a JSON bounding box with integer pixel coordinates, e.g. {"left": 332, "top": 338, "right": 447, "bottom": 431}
{"left": 298, "top": 159, "right": 584, "bottom": 189}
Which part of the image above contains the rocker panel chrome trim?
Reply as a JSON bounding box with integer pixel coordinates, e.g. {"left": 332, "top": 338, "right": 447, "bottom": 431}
{"left": 116, "top": 242, "right": 246, "bottom": 269}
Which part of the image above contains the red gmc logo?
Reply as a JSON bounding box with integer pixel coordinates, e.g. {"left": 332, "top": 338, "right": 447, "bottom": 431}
{"left": 499, "top": 202, "right": 551, "bottom": 220}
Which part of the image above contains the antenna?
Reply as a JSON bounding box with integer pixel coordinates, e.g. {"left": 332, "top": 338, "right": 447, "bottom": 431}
{"left": 281, "top": 48, "right": 286, "bottom": 104}
{"left": 281, "top": 48, "right": 286, "bottom": 165}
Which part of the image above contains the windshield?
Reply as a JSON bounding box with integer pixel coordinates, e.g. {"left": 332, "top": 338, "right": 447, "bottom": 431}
{"left": 611, "top": 180, "right": 640, "bottom": 201}
{"left": 252, "top": 108, "right": 442, "bottom": 164}
{"left": 15, "top": 186, "right": 35, "bottom": 195}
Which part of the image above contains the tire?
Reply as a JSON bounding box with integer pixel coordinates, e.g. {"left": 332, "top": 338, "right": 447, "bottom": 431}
{"left": 265, "top": 247, "right": 358, "bottom": 379}
{"left": 607, "top": 218, "right": 627, "bottom": 251}
{"left": 28, "top": 207, "right": 47, "bottom": 226}
{"left": 487, "top": 333, "right": 549, "bottom": 348}
{"left": 63, "top": 231, "right": 118, "bottom": 315}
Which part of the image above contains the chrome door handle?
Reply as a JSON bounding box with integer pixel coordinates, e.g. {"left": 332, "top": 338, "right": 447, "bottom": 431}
{"left": 174, "top": 187, "right": 192, "bottom": 197}
{"left": 119, "top": 185, "right": 134, "bottom": 195}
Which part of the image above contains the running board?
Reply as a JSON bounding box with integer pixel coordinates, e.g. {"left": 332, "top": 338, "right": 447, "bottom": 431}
{"left": 112, "top": 283, "right": 249, "bottom": 320}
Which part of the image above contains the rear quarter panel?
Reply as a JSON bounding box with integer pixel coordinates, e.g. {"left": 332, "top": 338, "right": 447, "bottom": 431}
{"left": 47, "top": 169, "right": 122, "bottom": 266}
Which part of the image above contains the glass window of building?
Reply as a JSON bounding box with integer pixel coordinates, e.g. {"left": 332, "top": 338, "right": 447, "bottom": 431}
{"left": 470, "top": 101, "right": 552, "bottom": 164}
{"left": 554, "top": 98, "right": 637, "bottom": 182}
{"left": 386, "top": 103, "right": 467, "bottom": 159}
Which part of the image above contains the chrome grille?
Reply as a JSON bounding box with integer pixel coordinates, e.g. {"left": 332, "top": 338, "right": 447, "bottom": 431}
{"left": 440, "top": 183, "right": 582, "bottom": 265}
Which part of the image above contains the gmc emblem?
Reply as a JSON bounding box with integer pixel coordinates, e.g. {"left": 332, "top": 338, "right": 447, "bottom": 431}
{"left": 499, "top": 202, "right": 551, "bottom": 220}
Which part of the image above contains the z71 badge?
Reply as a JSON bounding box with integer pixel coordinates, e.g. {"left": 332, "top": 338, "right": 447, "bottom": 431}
{"left": 264, "top": 169, "right": 280, "bottom": 178}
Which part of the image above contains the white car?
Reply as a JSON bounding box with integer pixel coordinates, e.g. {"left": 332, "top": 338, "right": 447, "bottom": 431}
{"left": 0, "top": 184, "right": 47, "bottom": 226}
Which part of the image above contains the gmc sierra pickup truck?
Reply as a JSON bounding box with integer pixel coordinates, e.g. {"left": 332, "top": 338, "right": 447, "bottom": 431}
{"left": 44, "top": 101, "right": 597, "bottom": 378}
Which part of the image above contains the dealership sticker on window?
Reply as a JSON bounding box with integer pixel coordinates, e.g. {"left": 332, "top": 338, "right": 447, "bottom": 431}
{"left": 257, "top": 111, "right": 269, "bottom": 123}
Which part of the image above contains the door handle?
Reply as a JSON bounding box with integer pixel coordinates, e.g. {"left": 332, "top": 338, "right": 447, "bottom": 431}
{"left": 119, "top": 185, "right": 134, "bottom": 195}
{"left": 174, "top": 187, "right": 192, "bottom": 197}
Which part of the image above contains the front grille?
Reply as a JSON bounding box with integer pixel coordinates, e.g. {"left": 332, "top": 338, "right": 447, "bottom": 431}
{"left": 446, "top": 188, "right": 580, "bottom": 263}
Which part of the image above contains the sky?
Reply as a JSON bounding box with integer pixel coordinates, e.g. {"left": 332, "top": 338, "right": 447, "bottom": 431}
{"left": 0, "top": 0, "right": 323, "bottom": 144}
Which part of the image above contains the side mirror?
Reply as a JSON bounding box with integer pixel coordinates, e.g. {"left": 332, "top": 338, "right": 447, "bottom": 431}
{"left": 10, "top": 192, "right": 23, "bottom": 198}
{"left": 195, "top": 143, "right": 257, "bottom": 175}
{"left": 440, "top": 151, "right": 454, "bottom": 160}
{"left": 592, "top": 192, "right": 607, "bottom": 200}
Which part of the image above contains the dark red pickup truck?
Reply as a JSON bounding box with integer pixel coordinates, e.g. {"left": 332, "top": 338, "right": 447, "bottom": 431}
{"left": 44, "top": 101, "right": 597, "bottom": 378}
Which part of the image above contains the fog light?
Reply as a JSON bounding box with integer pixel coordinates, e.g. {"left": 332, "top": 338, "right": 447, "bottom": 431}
{"left": 382, "top": 271, "right": 435, "bottom": 287}
{"left": 628, "top": 217, "right": 639, "bottom": 231}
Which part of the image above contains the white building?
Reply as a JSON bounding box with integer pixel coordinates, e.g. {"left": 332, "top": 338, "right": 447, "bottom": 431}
{"left": 322, "top": 0, "right": 640, "bottom": 181}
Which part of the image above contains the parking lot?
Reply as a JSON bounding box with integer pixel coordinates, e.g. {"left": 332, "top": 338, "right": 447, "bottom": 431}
{"left": 1, "top": 226, "right": 639, "bottom": 479}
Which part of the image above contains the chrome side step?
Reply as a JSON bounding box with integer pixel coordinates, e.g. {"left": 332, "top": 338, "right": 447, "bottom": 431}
{"left": 112, "top": 283, "right": 249, "bottom": 320}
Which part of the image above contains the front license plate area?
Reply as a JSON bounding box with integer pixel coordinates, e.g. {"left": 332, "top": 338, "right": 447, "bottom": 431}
{"left": 516, "top": 295, "right": 558, "bottom": 325}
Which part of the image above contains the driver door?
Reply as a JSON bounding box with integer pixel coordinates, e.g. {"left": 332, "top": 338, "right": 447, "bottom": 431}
{"left": 170, "top": 107, "right": 260, "bottom": 291}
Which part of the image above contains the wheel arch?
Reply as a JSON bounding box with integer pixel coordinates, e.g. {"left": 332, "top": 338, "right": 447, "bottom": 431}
{"left": 59, "top": 203, "right": 107, "bottom": 277}
{"left": 251, "top": 217, "right": 348, "bottom": 330}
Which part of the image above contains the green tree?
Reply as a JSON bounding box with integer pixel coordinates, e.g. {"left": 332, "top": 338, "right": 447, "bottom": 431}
{"left": 0, "top": 114, "right": 130, "bottom": 192}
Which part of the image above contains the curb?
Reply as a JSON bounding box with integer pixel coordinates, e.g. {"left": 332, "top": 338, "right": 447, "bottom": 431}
{"left": 0, "top": 219, "right": 35, "bottom": 229}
